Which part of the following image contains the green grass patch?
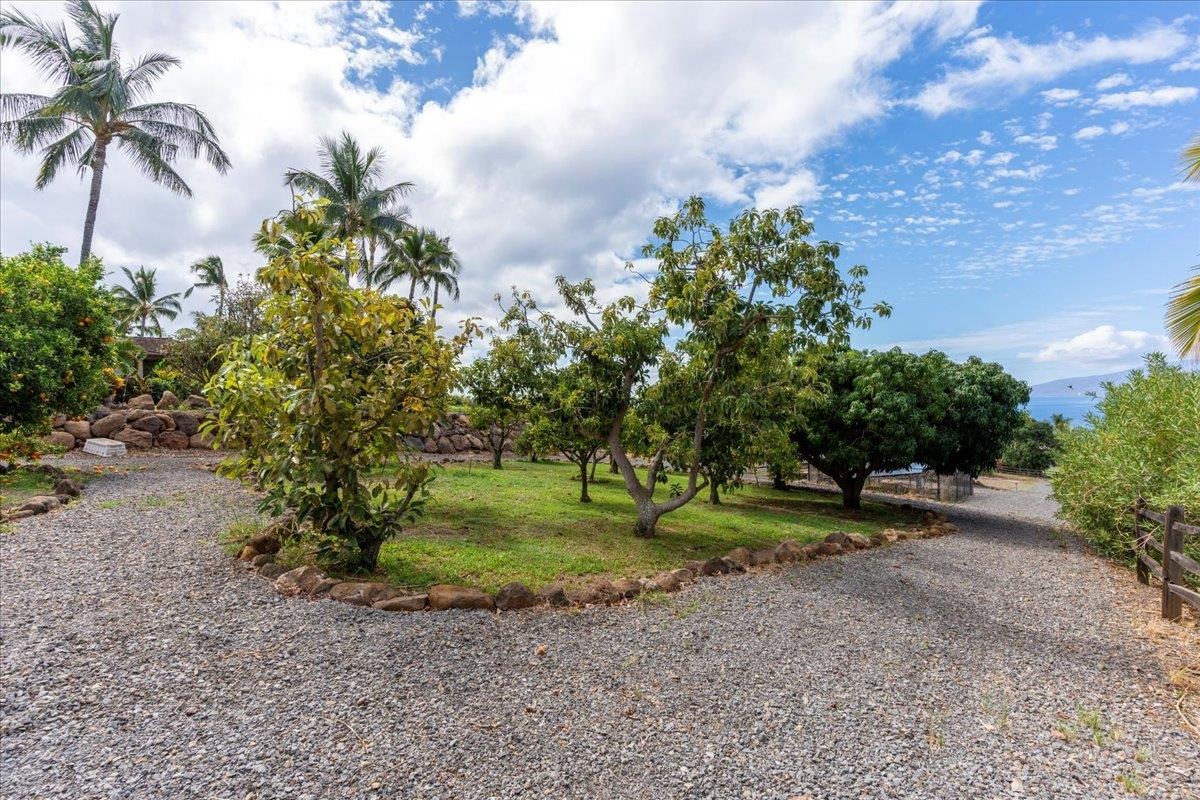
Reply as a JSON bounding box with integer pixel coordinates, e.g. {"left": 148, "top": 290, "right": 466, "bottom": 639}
{"left": 374, "top": 459, "right": 912, "bottom": 593}
{"left": 0, "top": 469, "right": 56, "bottom": 509}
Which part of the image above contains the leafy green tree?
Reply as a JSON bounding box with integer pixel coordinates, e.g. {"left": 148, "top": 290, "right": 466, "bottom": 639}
{"left": 110, "top": 265, "right": 182, "bottom": 336}
{"left": 461, "top": 291, "right": 560, "bottom": 469}
{"left": 1052, "top": 354, "right": 1199, "bottom": 564}
{"left": 552, "top": 197, "right": 887, "bottom": 536}
{"left": 922, "top": 354, "right": 1029, "bottom": 477}
{"left": 0, "top": 0, "right": 230, "bottom": 262}
{"left": 1000, "top": 413, "right": 1058, "bottom": 472}
{"left": 0, "top": 244, "right": 119, "bottom": 445}
{"left": 789, "top": 349, "right": 941, "bottom": 509}
{"left": 285, "top": 131, "right": 411, "bottom": 279}
{"left": 203, "top": 201, "right": 476, "bottom": 572}
{"left": 164, "top": 278, "right": 267, "bottom": 395}
{"left": 184, "top": 255, "right": 228, "bottom": 316}
{"left": 374, "top": 228, "right": 462, "bottom": 319}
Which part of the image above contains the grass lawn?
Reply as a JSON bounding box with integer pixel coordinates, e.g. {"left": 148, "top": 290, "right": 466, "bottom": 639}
{"left": 0, "top": 469, "right": 57, "bottom": 510}
{"left": 375, "top": 459, "right": 916, "bottom": 593}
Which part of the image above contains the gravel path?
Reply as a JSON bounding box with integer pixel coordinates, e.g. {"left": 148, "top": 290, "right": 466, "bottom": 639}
{"left": 2, "top": 457, "right": 1197, "bottom": 799}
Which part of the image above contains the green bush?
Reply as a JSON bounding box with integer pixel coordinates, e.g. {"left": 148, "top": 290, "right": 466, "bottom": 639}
{"left": 1051, "top": 354, "right": 1200, "bottom": 563}
{"left": 1001, "top": 413, "right": 1059, "bottom": 472}
{"left": 0, "top": 244, "right": 120, "bottom": 455}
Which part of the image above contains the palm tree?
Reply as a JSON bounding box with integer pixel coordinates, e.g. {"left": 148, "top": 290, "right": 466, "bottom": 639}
{"left": 0, "top": 0, "right": 231, "bottom": 263}
{"left": 285, "top": 131, "right": 411, "bottom": 281}
{"left": 184, "top": 255, "right": 228, "bottom": 316}
{"left": 373, "top": 228, "right": 461, "bottom": 318}
{"left": 1166, "top": 131, "right": 1200, "bottom": 359}
{"left": 111, "top": 266, "right": 182, "bottom": 336}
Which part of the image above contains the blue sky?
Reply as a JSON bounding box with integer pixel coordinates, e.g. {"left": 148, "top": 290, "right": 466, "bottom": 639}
{"left": 1, "top": 0, "right": 1197, "bottom": 384}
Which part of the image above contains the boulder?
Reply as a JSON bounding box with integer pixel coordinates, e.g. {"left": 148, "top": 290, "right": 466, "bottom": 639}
{"left": 428, "top": 584, "right": 494, "bottom": 611}
{"left": 153, "top": 412, "right": 175, "bottom": 430}
{"left": 373, "top": 595, "right": 428, "bottom": 612}
{"left": 800, "top": 543, "right": 823, "bottom": 559}
{"left": 54, "top": 478, "right": 82, "bottom": 497}
{"left": 328, "top": 581, "right": 398, "bottom": 607}
{"left": 573, "top": 579, "right": 617, "bottom": 606}
{"left": 457, "top": 413, "right": 471, "bottom": 428}
{"left": 20, "top": 495, "right": 60, "bottom": 514}
{"left": 699, "top": 556, "right": 731, "bottom": 576}
{"left": 184, "top": 394, "right": 209, "bottom": 409}
{"left": 239, "top": 545, "right": 258, "bottom": 561}
{"left": 846, "top": 532, "right": 872, "bottom": 549}
{"left": 249, "top": 529, "right": 282, "bottom": 555}
{"left": 870, "top": 533, "right": 887, "bottom": 547}
{"left": 46, "top": 430, "right": 76, "bottom": 450}
{"left": 90, "top": 411, "right": 127, "bottom": 437}
{"left": 258, "top": 563, "right": 289, "bottom": 580}
{"left": 749, "top": 548, "right": 776, "bottom": 567}
{"left": 613, "top": 577, "right": 644, "bottom": 599}
{"left": 650, "top": 571, "right": 683, "bottom": 592}
{"left": 309, "top": 578, "right": 340, "bottom": 597}
{"left": 130, "top": 415, "right": 165, "bottom": 435}
{"left": 684, "top": 559, "right": 705, "bottom": 576}
{"left": 882, "top": 529, "right": 902, "bottom": 543}
{"left": 403, "top": 436, "right": 424, "bottom": 451}
{"left": 774, "top": 540, "right": 803, "bottom": 563}
{"left": 495, "top": 582, "right": 540, "bottom": 610}
{"left": 250, "top": 553, "right": 275, "bottom": 568}
{"left": 189, "top": 432, "right": 215, "bottom": 450}
{"left": 450, "top": 434, "right": 468, "bottom": 450}
{"left": 127, "top": 393, "right": 156, "bottom": 410}
{"left": 51, "top": 413, "right": 67, "bottom": 428}
{"left": 724, "top": 547, "right": 752, "bottom": 568}
{"left": 436, "top": 437, "right": 455, "bottom": 454}
{"left": 126, "top": 409, "right": 151, "bottom": 422}
{"left": 815, "top": 541, "right": 843, "bottom": 556}
{"left": 113, "top": 427, "right": 153, "bottom": 449}
{"left": 55, "top": 494, "right": 73, "bottom": 505}
{"left": 423, "top": 438, "right": 438, "bottom": 454}
{"left": 466, "top": 435, "right": 485, "bottom": 450}
{"left": 156, "top": 430, "right": 189, "bottom": 450}
{"left": 169, "top": 412, "right": 199, "bottom": 436}
{"left": 274, "top": 566, "right": 328, "bottom": 597}
{"left": 537, "top": 584, "right": 569, "bottom": 607}
{"left": 824, "top": 531, "right": 852, "bottom": 547}
{"left": 63, "top": 420, "right": 92, "bottom": 440}
{"left": 156, "top": 390, "right": 180, "bottom": 409}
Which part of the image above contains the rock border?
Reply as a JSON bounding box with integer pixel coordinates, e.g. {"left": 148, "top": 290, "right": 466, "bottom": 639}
{"left": 0, "top": 464, "right": 84, "bottom": 522}
{"left": 238, "top": 511, "right": 960, "bottom": 614}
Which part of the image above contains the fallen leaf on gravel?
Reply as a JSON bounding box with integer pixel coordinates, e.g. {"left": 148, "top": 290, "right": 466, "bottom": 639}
{"left": 535, "top": 644, "right": 547, "bottom": 657}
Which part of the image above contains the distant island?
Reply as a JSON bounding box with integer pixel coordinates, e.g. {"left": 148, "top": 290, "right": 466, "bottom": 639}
{"left": 1029, "top": 368, "right": 1134, "bottom": 398}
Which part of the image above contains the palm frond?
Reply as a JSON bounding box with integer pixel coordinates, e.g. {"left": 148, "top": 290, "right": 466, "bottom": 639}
{"left": 116, "top": 127, "right": 191, "bottom": 196}
{"left": 123, "top": 118, "right": 231, "bottom": 172}
{"left": 1166, "top": 267, "right": 1200, "bottom": 359}
{"left": 123, "top": 52, "right": 180, "bottom": 103}
{"left": 35, "top": 126, "right": 89, "bottom": 189}
{"left": 1182, "top": 132, "right": 1200, "bottom": 184}
{"left": 1, "top": 113, "right": 70, "bottom": 151}
{"left": 0, "top": 92, "right": 50, "bottom": 122}
{"left": 0, "top": 7, "right": 77, "bottom": 84}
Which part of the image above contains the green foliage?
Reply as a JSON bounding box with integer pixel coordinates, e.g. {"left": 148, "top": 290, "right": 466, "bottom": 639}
{"left": 111, "top": 266, "right": 182, "bottom": 336}
{"left": 789, "top": 348, "right": 1028, "bottom": 508}
{"left": 1001, "top": 413, "right": 1059, "bottom": 472}
{"left": 460, "top": 290, "right": 560, "bottom": 469}
{"left": 548, "top": 196, "right": 889, "bottom": 536}
{"left": 0, "top": 244, "right": 119, "bottom": 442}
{"left": 1051, "top": 355, "right": 1200, "bottom": 562}
{"left": 203, "top": 201, "right": 477, "bottom": 572}
{"left": 163, "top": 278, "right": 268, "bottom": 396}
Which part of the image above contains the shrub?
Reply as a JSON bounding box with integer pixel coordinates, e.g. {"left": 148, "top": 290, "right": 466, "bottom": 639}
{"left": 0, "top": 244, "right": 119, "bottom": 444}
{"left": 1051, "top": 354, "right": 1200, "bottom": 562}
{"left": 1001, "top": 413, "right": 1058, "bottom": 472}
{"left": 204, "top": 201, "right": 476, "bottom": 572}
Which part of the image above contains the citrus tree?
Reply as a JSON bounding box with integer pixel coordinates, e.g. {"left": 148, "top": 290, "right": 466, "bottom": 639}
{"left": 0, "top": 244, "right": 119, "bottom": 460}
{"left": 204, "top": 202, "right": 476, "bottom": 571}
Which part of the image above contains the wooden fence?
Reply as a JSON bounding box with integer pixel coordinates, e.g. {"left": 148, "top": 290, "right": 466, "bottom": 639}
{"left": 992, "top": 465, "right": 1046, "bottom": 478}
{"left": 1133, "top": 499, "right": 1200, "bottom": 620}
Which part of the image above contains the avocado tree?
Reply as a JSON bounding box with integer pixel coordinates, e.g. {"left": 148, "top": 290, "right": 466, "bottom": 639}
{"left": 923, "top": 354, "right": 1030, "bottom": 477}
{"left": 204, "top": 201, "right": 476, "bottom": 571}
{"left": 553, "top": 197, "right": 888, "bottom": 537}
{"left": 460, "top": 291, "right": 561, "bottom": 469}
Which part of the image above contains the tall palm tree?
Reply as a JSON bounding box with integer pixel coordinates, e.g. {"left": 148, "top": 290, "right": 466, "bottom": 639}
{"left": 284, "top": 131, "right": 411, "bottom": 281}
{"left": 1166, "top": 131, "right": 1200, "bottom": 359}
{"left": 183, "top": 255, "right": 228, "bottom": 316}
{"left": 111, "top": 266, "right": 182, "bottom": 336}
{"left": 373, "top": 228, "right": 461, "bottom": 318}
{"left": 0, "top": 0, "right": 231, "bottom": 263}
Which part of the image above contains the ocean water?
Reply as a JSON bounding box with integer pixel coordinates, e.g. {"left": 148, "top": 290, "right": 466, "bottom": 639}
{"left": 1024, "top": 396, "right": 1099, "bottom": 425}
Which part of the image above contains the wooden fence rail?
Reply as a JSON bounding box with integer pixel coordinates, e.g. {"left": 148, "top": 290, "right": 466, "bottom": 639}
{"left": 1133, "top": 498, "right": 1200, "bottom": 620}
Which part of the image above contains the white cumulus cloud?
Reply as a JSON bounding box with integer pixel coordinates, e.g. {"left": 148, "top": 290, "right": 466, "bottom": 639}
{"left": 1027, "top": 324, "right": 1169, "bottom": 364}
{"left": 1094, "top": 85, "right": 1199, "bottom": 109}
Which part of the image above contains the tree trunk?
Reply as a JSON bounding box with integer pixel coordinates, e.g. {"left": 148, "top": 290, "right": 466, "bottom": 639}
{"left": 633, "top": 502, "right": 661, "bottom": 538}
{"left": 772, "top": 464, "right": 787, "bottom": 491}
{"left": 491, "top": 445, "right": 503, "bottom": 470}
{"left": 709, "top": 481, "right": 721, "bottom": 505}
{"left": 79, "top": 138, "right": 108, "bottom": 263}
{"left": 578, "top": 460, "right": 591, "bottom": 503}
{"left": 408, "top": 277, "right": 417, "bottom": 302}
{"left": 432, "top": 284, "right": 439, "bottom": 322}
{"left": 835, "top": 474, "right": 866, "bottom": 509}
{"left": 610, "top": 453, "right": 618, "bottom": 473}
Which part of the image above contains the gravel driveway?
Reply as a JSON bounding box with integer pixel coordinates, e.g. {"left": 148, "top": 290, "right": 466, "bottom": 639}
{"left": 2, "top": 457, "right": 1197, "bottom": 799}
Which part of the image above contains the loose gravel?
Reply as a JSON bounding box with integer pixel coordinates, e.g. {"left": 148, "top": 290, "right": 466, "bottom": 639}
{"left": 2, "top": 456, "right": 1197, "bottom": 799}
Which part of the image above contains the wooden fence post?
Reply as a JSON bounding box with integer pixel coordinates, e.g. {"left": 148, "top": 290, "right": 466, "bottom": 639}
{"left": 1162, "top": 505, "right": 1183, "bottom": 620}
{"left": 1134, "top": 497, "right": 1148, "bottom": 585}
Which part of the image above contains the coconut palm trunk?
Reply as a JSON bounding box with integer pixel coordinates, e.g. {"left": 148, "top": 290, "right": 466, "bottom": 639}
{"left": 80, "top": 139, "right": 108, "bottom": 263}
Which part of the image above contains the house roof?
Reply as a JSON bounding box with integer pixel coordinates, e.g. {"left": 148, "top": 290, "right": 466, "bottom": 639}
{"left": 130, "top": 336, "right": 171, "bottom": 358}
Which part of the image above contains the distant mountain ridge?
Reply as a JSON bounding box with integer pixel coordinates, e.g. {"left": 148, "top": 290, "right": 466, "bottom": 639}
{"left": 1030, "top": 369, "right": 1134, "bottom": 398}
